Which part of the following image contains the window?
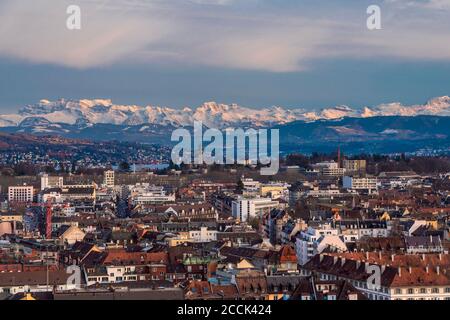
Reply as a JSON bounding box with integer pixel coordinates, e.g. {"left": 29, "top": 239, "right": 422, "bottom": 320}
{"left": 420, "top": 288, "right": 426, "bottom": 294}
{"left": 408, "top": 288, "right": 414, "bottom": 294}
{"left": 445, "top": 288, "right": 450, "bottom": 293}
{"left": 432, "top": 288, "right": 439, "bottom": 294}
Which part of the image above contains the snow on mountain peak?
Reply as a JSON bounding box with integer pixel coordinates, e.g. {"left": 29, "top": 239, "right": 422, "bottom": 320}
{"left": 1, "top": 96, "right": 449, "bottom": 129}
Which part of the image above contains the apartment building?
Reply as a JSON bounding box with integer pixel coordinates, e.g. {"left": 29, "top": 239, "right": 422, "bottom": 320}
{"left": 295, "top": 224, "right": 347, "bottom": 265}
{"left": 312, "top": 161, "right": 346, "bottom": 177}
{"left": 232, "top": 197, "right": 279, "bottom": 222}
{"left": 103, "top": 170, "right": 115, "bottom": 187}
{"left": 129, "top": 184, "right": 175, "bottom": 205}
{"left": 8, "top": 185, "right": 34, "bottom": 202}
{"left": 343, "top": 176, "right": 378, "bottom": 191}
{"left": 343, "top": 159, "right": 367, "bottom": 174}
{"left": 40, "top": 174, "right": 64, "bottom": 190}
{"left": 300, "top": 253, "right": 450, "bottom": 300}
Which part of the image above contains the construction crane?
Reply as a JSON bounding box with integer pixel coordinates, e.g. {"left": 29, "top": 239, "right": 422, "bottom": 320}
{"left": 27, "top": 201, "right": 53, "bottom": 239}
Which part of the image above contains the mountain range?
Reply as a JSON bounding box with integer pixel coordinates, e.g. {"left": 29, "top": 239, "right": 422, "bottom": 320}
{"left": 1, "top": 96, "right": 450, "bottom": 154}
{"left": 1, "top": 96, "right": 450, "bottom": 130}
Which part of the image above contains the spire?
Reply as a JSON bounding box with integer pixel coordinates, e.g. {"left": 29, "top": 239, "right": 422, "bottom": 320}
{"left": 337, "top": 146, "right": 341, "bottom": 168}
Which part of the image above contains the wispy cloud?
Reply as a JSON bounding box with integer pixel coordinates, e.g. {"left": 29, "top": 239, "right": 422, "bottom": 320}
{"left": 0, "top": 0, "right": 449, "bottom": 72}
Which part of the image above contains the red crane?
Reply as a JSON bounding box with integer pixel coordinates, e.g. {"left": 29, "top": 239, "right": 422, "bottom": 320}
{"left": 45, "top": 201, "right": 52, "bottom": 239}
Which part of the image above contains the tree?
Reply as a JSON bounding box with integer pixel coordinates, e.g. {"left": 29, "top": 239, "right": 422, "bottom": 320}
{"left": 119, "top": 161, "right": 131, "bottom": 172}
{"left": 236, "top": 179, "right": 244, "bottom": 194}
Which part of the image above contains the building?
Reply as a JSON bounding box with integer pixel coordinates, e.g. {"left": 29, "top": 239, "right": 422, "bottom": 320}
{"left": 0, "top": 271, "right": 75, "bottom": 295}
{"left": 231, "top": 197, "right": 279, "bottom": 222}
{"left": 130, "top": 184, "right": 175, "bottom": 205}
{"left": 300, "top": 253, "right": 450, "bottom": 300}
{"left": 55, "top": 225, "right": 86, "bottom": 245}
{"left": 40, "top": 174, "right": 64, "bottom": 191}
{"left": 405, "top": 236, "right": 444, "bottom": 254}
{"left": 260, "top": 182, "right": 290, "bottom": 199}
{"left": 168, "top": 227, "right": 218, "bottom": 246}
{"left": 343, "top": 159, "right": 367, "bottom": 174}
{"left": 290, "top": 276, "right": 367, "bottom": 300}
{"left": 343, "top": 176, "right": 378, "bottom": 191}
{"left": 332, "top": 220, "right": 389, "bottom": 242}
{"left": 312, "top": 161, "right": 346, "bottom": 177}
{"left": 8, "top": 185, "right": 33, "bottom": 203}
{"left": 295, "top": 225, "right": 347, "bottom": 265}
{"left": 103, "top": 170, "right": 115, "bottom": 187}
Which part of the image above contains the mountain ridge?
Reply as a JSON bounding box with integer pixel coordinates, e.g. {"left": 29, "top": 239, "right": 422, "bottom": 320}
{"left": 1, "top": 96, "right": 450, "bottom": 129}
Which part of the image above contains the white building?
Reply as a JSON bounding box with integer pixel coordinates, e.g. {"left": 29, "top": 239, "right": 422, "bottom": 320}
{"left": 241, "top": 178, "right": 261, "bottom": 192}
{"left": 103, "top": 170, "right": 115, "bottom": 187}
{"left": 8, "top": 185, "right": 34, "bottom": 202}
{"left": 333, "top": 220, "right": 389, "bottom": 242}
{"left": 189, "top": 226, "right": 217, "bottom": 242}
{"left": 40, "top": 174, "right": 64, "bottom": 191}
{"left": 312, "top": 161, "right": 346, "bottom": 177}
{"left": 232, "top": 197, "right": 279, "bottom": 222}
{"left": 343, "top": 176, "right": 378, "bottom": 191}
{"left": 0, "top": 271, "right": 76, "bottom": 295}
{"left": 130, "top": 184, "right": 175, "bottom": 205}
{"left": 295, "top": 224, "right": 346, "bottom": 265}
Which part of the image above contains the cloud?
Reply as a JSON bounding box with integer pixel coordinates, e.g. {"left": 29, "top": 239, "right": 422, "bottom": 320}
{"left": 385, "top": 0, "right": 450, "bottom": 9}
{"left": 0, "top": 0, "right": 449, "bottom": 72}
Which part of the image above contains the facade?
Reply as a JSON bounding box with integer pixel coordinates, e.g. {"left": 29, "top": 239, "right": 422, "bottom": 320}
{"left": 342, "top": 176, "right": 378, "bottom": 191}
{"left": 40, "top": 174, "right": 64, "bottom": 190}
{"left": 312, "top": 161, "right": 346, "bottom": 177}
{"left": 405, "top": 236, "right": 444, "bottom": 254}
{"left": 343, "top": 159, "right": 367, "bottom": 174}
{"left": 300, "top": 253, "right": 450, "bottom": 300}
{"left": 103, "top": 170, "right": 115, "bottom": 187}
{"left": 130, "top": 184, "right": 175, "bottom": 205}
{"left": 8, "top": 185, "right": 33, "bottom": 202}
{"left": 295, "top": 225, "right": 347, "bottom": 265}
{"left": 0, "top": 271, "right": 75, "bottom": 295}
{"left": 232, "top": 197, "right": 279, "bottom": 222}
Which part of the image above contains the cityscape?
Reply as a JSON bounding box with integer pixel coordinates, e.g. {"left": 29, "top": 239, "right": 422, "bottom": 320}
{"left": 0, "top": 0, "right": 450, "bottom": 308}
{"left": 0, "top": 151, "right": 449, "bottom": 301}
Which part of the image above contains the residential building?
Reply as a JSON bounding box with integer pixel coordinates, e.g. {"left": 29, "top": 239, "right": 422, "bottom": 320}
{"left": 232, "top": 197, "right": 279, "bottom": 222}
{"left": 8, "top": 185, "right": 33, "bottom": 203}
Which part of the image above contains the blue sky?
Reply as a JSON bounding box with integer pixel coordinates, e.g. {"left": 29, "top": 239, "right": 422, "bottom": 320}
{"left": 0, "top": 0, "right": 449, "bottom": 111}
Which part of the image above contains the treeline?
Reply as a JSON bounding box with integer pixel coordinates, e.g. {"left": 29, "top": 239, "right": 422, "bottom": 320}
{"left": 284, "top": 153, "right": 450, "bottom": 174}
{"left": 0, "top": 163, "right": 106, "bottom": 176}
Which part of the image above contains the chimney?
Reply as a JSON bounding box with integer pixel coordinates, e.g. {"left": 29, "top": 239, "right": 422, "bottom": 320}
{"left": 426, "top": 265, "right": 429, "bottom": 274}
{"left": 391, "top": 254, "right": 395, "bottom": 262}
{"left": 333, "top": 256, "right": 338, "bottom": 265}
{"left": 409, "top": 266, "right": 412, "bottom": 274}
{"left": 364, "top": 262, "right": 369, "bottom": 272}
{"left": 356, "top": 260, "right": 361, "bottom": 269}
{"left": 439, "top": 253, "right": 442, "bottom": 261}
{"left": 366, "top": 252, "right": 369, "bottom": 260}
{"left": 398, "top": 267, "right": 401, "bottom": 277}
{"left": 421, "top": 254, "right": 425, "bottom": 261}
{"left": 378, "top": 251, "right": 382, "bottom": 259}
{"left": 319, "top": 254, "right": 324, "bottom": 262}
{"left": 341, "top": 258, "right": 346, "bottom": 267}
{"left": 437, "top": 266, "right": 440, "bottom": 275}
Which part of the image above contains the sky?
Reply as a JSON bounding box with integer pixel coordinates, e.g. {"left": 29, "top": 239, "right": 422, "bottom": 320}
{"left": 0, "top": 0, "right": 449, "bottom": 112}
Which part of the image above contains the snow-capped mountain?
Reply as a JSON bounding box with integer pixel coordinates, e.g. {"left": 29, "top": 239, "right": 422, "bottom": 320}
{"left": 1, "top": 96, "right": 449, "bottom": 129}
